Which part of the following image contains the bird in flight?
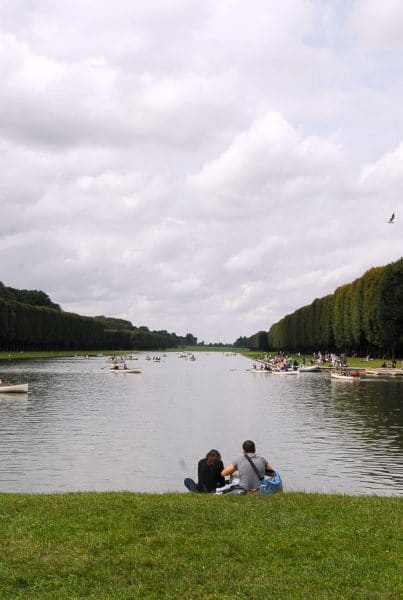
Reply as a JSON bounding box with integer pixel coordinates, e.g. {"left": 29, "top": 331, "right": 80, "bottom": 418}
{"left": 388, "top": 213, "right": 395, "bottom": 223}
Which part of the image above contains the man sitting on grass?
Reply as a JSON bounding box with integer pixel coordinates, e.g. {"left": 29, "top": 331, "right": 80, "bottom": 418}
{"left": 221, "top": 440, "right": 274, "bottom": 494}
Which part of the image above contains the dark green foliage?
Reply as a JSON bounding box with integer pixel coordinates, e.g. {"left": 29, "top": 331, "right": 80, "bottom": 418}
{"left": 94, "top": 316, "right": 134, "bottom": 329}
{"left": 361, "top": 267, "right": 383, "bottom": 349}
{"left": 184, "top": 332, "right": 198, "bottom": 345}
{"left": 233, "top": 336, "right": 249, "bottom": 347}
{"left": 376, "top": 259, "right": 403, "bottom": 357}
{"left": 249, "top": 330, "right": 269, "bottom": 351}
{"left": 252, "top": 258, "right": 403, "bottom": 357}
{"left": 0, "top": 286, "right": 196, "bottom": 352}
{"left": 0, "top": 282, "right": 60, "bottom": 310}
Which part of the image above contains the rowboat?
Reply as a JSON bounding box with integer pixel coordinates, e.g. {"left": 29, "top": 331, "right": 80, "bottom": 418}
{"left": 0, "top": 383, "right": 29, "bottom": 393}
{"left": 365, "top": 368, "right": 403, "bottom": 377}
{"left": 298, "top": 365, "right": 320, "bottom": 373}
{"left": 109, "top": 368, "right": 141, "bottom": 374}
{"left": 331, "top": 371, "right": 360, "bottom": 381}
{"left": 272, "top": 369, "right": 298, "bottom": 375}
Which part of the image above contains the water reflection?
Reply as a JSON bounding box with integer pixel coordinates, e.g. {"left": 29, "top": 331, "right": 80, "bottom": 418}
{"left": 0, "top": 354, "right": 401, "bottom": 495}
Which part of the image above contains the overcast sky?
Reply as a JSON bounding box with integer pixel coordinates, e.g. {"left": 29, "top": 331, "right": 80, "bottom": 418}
{"left": 0, "top": 1, "right": 402, "bottom": 343}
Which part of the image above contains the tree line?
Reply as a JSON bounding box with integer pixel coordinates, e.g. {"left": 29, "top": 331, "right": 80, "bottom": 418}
{"left": 247, "top": 258, "right": 403, "bottom": 357}
{"left": 0, "top": 283, "right": 197, "bottom": 351}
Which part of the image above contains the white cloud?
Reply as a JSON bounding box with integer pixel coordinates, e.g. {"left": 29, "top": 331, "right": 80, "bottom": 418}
{"left": 347, "top": 0, "right": 403, "bottom": 49}
{"left": 225, "top": 237, "right": 287, "bottom": 273}
{"left": 189, "top": 112, "right": 343, "bottom": 219}
{"left": 359, "top": 142, "right": 403, "bottom": 190}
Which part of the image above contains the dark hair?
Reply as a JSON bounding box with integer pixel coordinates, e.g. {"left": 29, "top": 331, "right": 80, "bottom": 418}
{"left": 206, "top": 449, "right": 221, "bottom": 467}
{"left": 242, "top": 440, "right": 256, "bottom": 453}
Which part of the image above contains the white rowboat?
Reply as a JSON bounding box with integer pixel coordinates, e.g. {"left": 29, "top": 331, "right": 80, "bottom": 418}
{"left": 272, "top": 369, "right": 298, "bottom": 375}
{"left": 331, "top": 372, "right": 360, "bottom": 381}
{"left": 365, "top": 368, "right": 403, "bottom": 377}
{"left": 0, "top": 383, "right": 29, "bottom": 393}
{"left": 109, "top": 368, "right": 141, "bottom": 374}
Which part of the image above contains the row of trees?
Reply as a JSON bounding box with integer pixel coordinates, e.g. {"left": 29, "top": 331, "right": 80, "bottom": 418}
{"left": 248, "top": 258, "right": 403, "bottom": 357}
{"left": 0, "top": 292, "right": 197, "bottom": 351}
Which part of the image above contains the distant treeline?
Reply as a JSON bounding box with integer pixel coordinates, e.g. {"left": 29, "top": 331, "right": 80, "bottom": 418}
{"left": 247, "top": 258, "right": 403, "bottom": 357}
{"left": 0, "top": 282, "right": 60, "bottom": 310}
{"left": 0, "top": 283, "right": 197, "bottom": 351}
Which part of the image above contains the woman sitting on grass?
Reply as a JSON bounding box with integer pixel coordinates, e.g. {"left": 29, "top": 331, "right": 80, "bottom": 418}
{"left": 184, "top": 449, "right": 225, "bottom": 493}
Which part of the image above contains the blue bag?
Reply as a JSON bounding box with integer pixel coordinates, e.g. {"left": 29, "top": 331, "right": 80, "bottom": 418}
{"left": 259, "top": 472, "right": 283, "bottom": 495}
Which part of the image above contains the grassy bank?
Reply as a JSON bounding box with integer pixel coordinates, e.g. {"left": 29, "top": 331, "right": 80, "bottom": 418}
{"left": 0, "top": 347, "right": 238, "bottom": 361}
{"left": 0, "top": 492, "right": 401, "bottom": 599}
{"left": 242, "top": 351, "right": 402, "bottom": 370}
{"left": 0, "top": 350, "right": 139, "bottom": 360}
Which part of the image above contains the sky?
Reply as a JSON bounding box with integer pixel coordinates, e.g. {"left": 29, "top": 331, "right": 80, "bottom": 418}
{"left": 0, "top": 0, "right": 402, "bottom": 343}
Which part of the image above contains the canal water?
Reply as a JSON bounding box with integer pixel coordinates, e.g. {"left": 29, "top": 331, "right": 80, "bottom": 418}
{"left": 0, "top": 353, "right": 402, "bottom": 495}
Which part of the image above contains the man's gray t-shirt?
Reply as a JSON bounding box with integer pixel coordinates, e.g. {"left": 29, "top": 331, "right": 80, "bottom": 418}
{"left": 232, "top": 453, "right": 268, "bottom": 491}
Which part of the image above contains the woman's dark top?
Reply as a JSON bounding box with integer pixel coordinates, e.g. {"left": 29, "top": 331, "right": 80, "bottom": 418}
{"left": 197, "top": 458, "right": 225, "bottom": 492}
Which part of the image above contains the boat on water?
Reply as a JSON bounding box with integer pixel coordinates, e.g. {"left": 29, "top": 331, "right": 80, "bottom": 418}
{"left": 331, "top": 371, "right": 360, "bottom": 381}
{"left": 298, "top": 365, "right": 320, "bottom": 373}
{"left": 109, "top": 368, "right": 141, "bottom": 374}
{"left": 272, "top": 369, "right": 298, "bottom": 375}
{"left": 365, "top": 368, "right": 403, "bottom": 377}
{"left": 0, "top": 383, "right": 29, "bottom": 393}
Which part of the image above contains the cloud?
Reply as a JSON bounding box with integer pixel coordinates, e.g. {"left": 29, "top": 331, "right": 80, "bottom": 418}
{"left": 0, "top": 1, "right": 402, "bottom": 343}
{"left": 189, "top": 111, "right": 343, "bottom": 218}
{"left": 0, "top": 30, "right": 238, "bottom": 151}
{"left": 346, "top": 0, "right": 403, "bottom": 50}
{"left": 359, "top": 142, "right": 403, "bottom": 190}
{"left": 225, "top": 237, "right": 287, "bottom": 273}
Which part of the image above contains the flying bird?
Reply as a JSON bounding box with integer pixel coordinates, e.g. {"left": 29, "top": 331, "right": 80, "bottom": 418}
{"left": 388, "top": 213, "right": 395, "bottom": 223}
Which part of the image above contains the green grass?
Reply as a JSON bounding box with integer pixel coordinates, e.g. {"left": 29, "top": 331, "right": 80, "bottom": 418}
{"left": 0, "top": 492, "right": 401, "bottom": 599}
{"left": 0, "top": 350, "right": 126, "bottom": 360}
{"left": 0, "top": 347, "right": 237, "bottom": 360}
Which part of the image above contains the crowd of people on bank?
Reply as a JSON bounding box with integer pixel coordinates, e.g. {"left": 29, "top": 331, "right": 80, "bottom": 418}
{"left": 262, "top": 351, "right": 348, "bottom": 368}
{"left": 184, "top": 440, "right": 276, "bottom": 495}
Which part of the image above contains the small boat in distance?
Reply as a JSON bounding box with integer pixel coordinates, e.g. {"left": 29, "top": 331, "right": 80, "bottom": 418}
{"left": 331, "top": 371, "right": 360, "bottom": 381}
{"left": 298, "top": 365, "right": 320, "bottom": 373}
{"left": 272, "top": 369, "right": 298, "bottom": 375}
{"left": 109, "top": 368, "right": 141, "bottom": 374}
{"left": 0, "top": 383, "right": 29, "bottom": 393}
{"left": 365, "top": 368, "right": 403, "bottom": 377}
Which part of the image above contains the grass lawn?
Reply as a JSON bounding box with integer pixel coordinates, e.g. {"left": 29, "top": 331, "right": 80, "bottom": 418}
{"left": 0, "top": 347, "right": 237, "bottom": 361}
{"left": 0, "top": 492, "right": 401, "bottom": 599}
{"left": 0, "top": 350, "right": 131, "bottom": 360}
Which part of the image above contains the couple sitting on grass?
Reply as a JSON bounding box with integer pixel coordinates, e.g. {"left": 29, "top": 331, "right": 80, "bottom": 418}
{"left": 184, "top": 439, "right": 275, "bottom": 495}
